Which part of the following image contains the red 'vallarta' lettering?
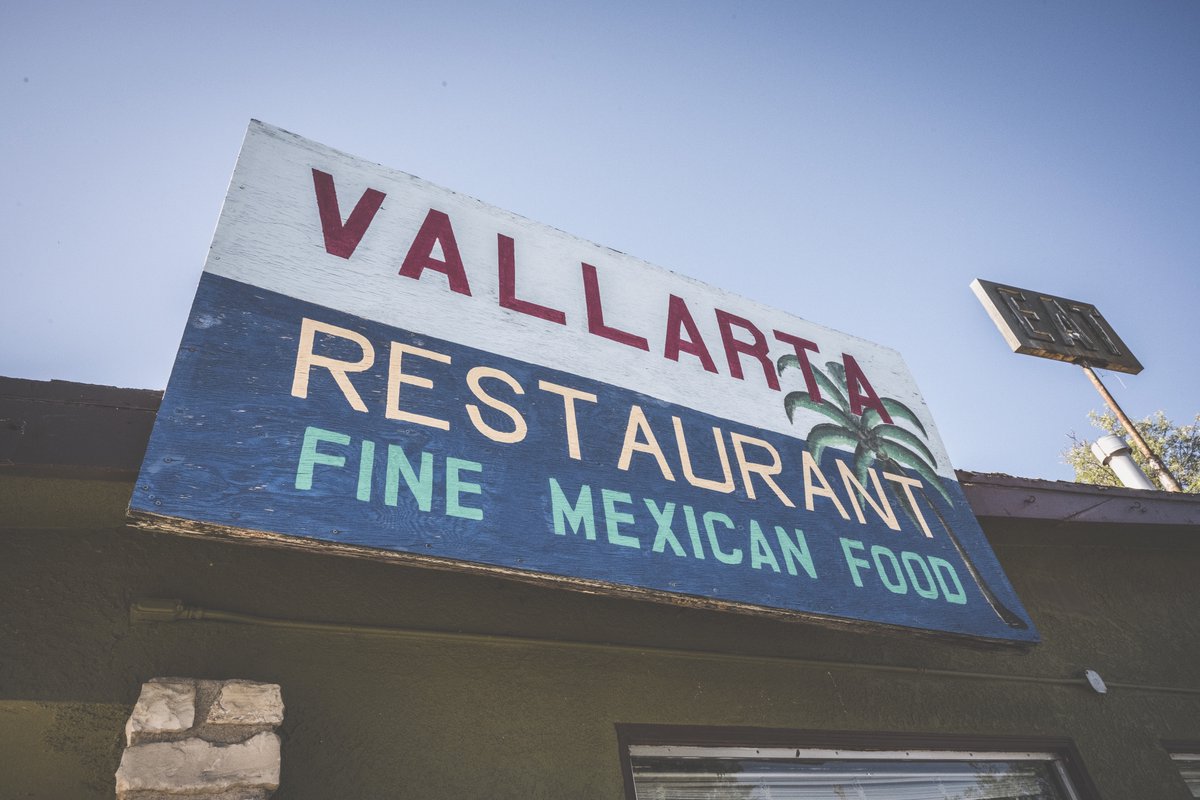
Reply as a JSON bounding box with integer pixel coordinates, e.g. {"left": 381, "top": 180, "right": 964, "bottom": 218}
{"left": 582, "top": 263, "right": 649, "bottom": 351}
{"left": 399, "top": 209, "right": 472, "bottom": 296}
{"left": 716, "top": 309, "right": 779, "bottom": 390}
{"left": 843, "top": 353, "right": 892, "bottom": 422}
{"left": 311, "top": 169, "right": 386, "bottom": 259}
{"left": 498, "top": 234, "right": 566, "bottom": 324}
{"left": 312, "top": 197, "right": 899, "bottom": 410}
{"left": 664, "top": 294, "right": 717, "bottom": 373}
{"left": 773, "top": 330, "right": 822, "bottom": 402}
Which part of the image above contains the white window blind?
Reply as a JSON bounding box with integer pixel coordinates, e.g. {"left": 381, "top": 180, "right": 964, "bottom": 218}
{"left": 1171, "top": 753, "right": 1200, "bottom": 798}
{"left": 629, "top": 746, "right": 1080, "bottom": 800}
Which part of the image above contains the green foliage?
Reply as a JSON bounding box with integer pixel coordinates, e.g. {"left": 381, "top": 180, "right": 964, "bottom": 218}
{"left": 1063, "top": 411, "right": 1200, "bottom": 493}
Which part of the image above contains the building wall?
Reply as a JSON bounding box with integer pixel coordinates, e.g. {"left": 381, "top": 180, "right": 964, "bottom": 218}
{"left": 3, "top": 466, "right": 1200, "bottom": 798}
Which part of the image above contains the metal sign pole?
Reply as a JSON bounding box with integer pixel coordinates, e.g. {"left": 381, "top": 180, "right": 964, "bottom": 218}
{"left": 1080, "top": 364, "right": 1182, "bottom": 493}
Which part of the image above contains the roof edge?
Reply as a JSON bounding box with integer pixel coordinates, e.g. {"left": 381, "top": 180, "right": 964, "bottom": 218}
{"left": 956, "top": 469, "right": 1200, "bottom": 526}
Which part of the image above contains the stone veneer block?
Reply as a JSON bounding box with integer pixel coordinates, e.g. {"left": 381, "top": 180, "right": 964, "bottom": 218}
{"left": 205, "top": 680, "right": 285, "bottom": 726}
{"left": 115, "top": 731, "right": 280, "bottom": 796}
{"left": 125, "top": 678, "right": 196, "bottom": 745}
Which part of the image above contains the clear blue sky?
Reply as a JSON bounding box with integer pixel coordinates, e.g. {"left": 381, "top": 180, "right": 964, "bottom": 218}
{"left": 3, "top": 0, "right": 1198, "bottom": 482}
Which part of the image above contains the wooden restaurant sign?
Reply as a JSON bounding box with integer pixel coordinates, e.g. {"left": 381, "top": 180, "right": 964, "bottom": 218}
{"left": 130, "top": 121, "right": 1037, "bottom": 643}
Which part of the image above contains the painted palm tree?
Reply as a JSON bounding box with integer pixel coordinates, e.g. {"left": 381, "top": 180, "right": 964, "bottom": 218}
{"left": 778, "top": 355, "right": 1027, "bottom": 630}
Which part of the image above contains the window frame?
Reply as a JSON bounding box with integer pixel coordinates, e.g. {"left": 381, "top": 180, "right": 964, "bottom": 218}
{"left": 1163, "top": 742, "right": 1200, "bottom": 798}
{"left": 616, "top": 724, "right": 1100, "bottom": 800}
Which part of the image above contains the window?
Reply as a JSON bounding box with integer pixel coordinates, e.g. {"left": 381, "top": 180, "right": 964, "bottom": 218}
{"left": 623, "top": 741, "right": 1087, "bottom": 800}
{"left": 1171, "top": 753, "right": 1200, "bottom": 798}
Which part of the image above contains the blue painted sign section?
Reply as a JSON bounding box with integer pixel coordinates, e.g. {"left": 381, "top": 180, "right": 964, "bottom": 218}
{"left": 133, "top": 272, "right": 1037, "bottom": 642}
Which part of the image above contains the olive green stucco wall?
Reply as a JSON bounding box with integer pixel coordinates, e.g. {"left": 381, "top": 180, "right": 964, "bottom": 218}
{"left": 2, "top": 473, "right": 1199, "bottom": 799}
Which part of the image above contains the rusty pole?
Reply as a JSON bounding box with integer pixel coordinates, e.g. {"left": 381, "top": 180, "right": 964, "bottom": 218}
{"left": 1080, "top": 364, "right": 1182, "bottom": 492}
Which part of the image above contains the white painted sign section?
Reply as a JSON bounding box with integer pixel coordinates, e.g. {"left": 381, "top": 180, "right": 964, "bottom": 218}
{"left": 205, "top": 122, "right": 951, "bottom": 476}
